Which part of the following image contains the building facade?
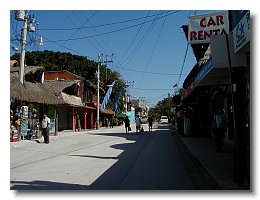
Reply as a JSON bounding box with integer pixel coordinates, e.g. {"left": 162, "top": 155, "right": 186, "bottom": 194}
{"left": 179, "top": 10, "right": 250, "bottom": 186}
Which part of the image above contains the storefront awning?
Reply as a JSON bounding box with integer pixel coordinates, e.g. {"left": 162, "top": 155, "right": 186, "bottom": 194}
{"left": 100, "top": 108, "right": 115, "bottom": 115}
{"left": 194, "top": 34, "right": 247, "bottom": 87}
{"left": 195, "top": 57, "right": 230, "bottom": 86}
{"left": 115, "top": 113, "right": 127, "bottom": 118}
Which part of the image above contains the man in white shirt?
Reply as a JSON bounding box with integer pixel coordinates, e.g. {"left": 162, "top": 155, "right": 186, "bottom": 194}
{"left": 42, "top": 114, "right": 50, "bottom": 144}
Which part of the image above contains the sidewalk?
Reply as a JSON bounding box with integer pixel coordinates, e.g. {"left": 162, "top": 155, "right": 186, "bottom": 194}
{"left": 10, "top": 125, "right": 127, "bottom": 149}
{"left": 172, "top": 127, "right": 246, "bottom": 190}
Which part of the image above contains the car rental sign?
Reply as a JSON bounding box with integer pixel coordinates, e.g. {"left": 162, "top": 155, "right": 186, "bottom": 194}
{"left": 188, "top": 11, "right": 229, "bottom": 44}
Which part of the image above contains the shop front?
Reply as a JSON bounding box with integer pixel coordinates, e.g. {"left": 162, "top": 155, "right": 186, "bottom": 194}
{"left": 10, "top": 100, "right": 58, "bottom": 141}
{"left": 192, "top": 31, "right": 250, "bottom": 185}
{"left": 85, "top": 103, "right": 96, "bottom": 129}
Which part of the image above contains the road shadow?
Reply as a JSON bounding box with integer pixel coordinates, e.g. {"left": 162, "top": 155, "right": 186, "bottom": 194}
{"left": 69, "top": 155, "right": 118, "bottom": 160}
{"left": 11, "top": 180, "right": 88, "bottom": 190}
{"left": 12, "top": 125, "right": 173, "bottom": 191}
{"left": 83, "top": 125, "right": 172, "bottom": 190}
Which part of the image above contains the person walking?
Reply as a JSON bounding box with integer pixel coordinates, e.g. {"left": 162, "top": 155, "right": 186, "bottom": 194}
{"left": 148, "top": 115, "right": 153, "bottom": 132}
{"left": 110, "top": 116, "right": 114, "bottom": 128}
{"left": 124, "top": 116, "right": 130, "bottom": 134}
{"left": 214, "top": 109, "right": 226, "bottom": 152}
{"left": 42, "top": 114, "right": 50, "bottom": 144}
{"left": 135, "top": 115, "right": 141, "bottom": 134}
{"left": 105, "top": 117, "right": 109, "bottom": 128}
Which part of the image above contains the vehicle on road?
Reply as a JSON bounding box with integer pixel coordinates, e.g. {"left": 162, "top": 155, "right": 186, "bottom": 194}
{"left": 160, "top": 116, "right": 169, "bottom": 124}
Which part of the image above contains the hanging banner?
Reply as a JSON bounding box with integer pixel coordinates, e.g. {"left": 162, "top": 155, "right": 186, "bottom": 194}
{"left": 101, "top": 80, "right": 117, "bottom": 112}
{"left": 188, "top": 11, "right": 229, "bottom": 44}
{"left": 233, "top": 11, "right": 250, "bottom": 53}
{"left": 113, "top": 87, "right": 125, "bottom": 112}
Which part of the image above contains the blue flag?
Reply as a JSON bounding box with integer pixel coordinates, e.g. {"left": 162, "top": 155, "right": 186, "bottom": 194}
{"left": 113, "top": 87, "right": 125, "bottom": 112}
{"left": 101, "top": 80, "right": 117, "bottom": 112}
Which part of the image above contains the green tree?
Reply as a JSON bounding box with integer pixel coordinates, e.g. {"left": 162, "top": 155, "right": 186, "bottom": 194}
{"left": 149, "top": 94, "right": 180, "bottom": 120}
{"left": 11, "top": 50, "right": 126, "bottom": 111}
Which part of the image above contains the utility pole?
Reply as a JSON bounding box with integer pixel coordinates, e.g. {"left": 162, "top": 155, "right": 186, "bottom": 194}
{"left": 14, "top": 11, "right": 40, "bottom": 141}
{"left": 97, "top": 56, "right": 100, "bottom": 129}
{"left": 124, "top": 81, "right": 134, "bottom": 113}
{"left": 19, "top": 11, "right": 28, "bottom": 85}
{"left": 15, "top": 10, "right": 41, "bottom": 84}
{"left": 96, "top": 53, "right": 113, "bottom": 129}
{"left": 168, "top": 93, "right": 171, "bottom": 118}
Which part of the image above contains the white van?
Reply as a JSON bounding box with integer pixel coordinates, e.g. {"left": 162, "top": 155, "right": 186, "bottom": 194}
{"left": 160, "top": 116, "right": 168, "bottom": 124}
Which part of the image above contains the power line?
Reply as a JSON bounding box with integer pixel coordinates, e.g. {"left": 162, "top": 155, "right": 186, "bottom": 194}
{"left": 116, "top": 11, "right": 161, "bottom": 75}
{"left": 81, "top": 11, "right": 115, "bottom": 54}
{"left": 40, "top": 33, "right": 96, "bottom": 60}
{"left": 116, "top": 10, "right": 151, "bottom": 68}
{"left": 113, "top": 65, "right": 187, "bottom": 76}
{"left": 59, "top": 11, "right": 99, "bottom": 51}
{"left": 177, "top": 10, "right": 197, "bottom": 87}
{"left": 137, "top": 12, "right": 168, "bottom": 88}
{"left": 70, "top": 11, "right": 107, "bottom": 53}
{"left": 145, "top": 93, "right": 169, "bottom": 100}
{"left": 38, "top": 11, "right": 179, "bottom": 31}
{"left": 177, "top": 42, "right": 189, "bottom": 86}
{"left": 132, "top": 87, "right": 173, "bottom": 91}
{"left": 43, "top": 11, "right": 181, "bottom": 43}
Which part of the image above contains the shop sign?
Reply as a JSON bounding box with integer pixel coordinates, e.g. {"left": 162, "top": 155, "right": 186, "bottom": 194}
{"left": 233, "top": 11, "right": 250, "bottom": 53}
{"left": 195, "top": 57, "right": 213, "bottom": 85}
{"left": 188, "top": 11, "right": 229, "bottom": 44}
{"left": 229, "top": 10, "right": 248, "bottom": 31}
{"left": 21, "top": 106, "right": 28, "bottom": 136}
{"left": 181, "top": 81, "right": 196, "bottom": 100}
{"left": 21, "top": 106, "right": 28, "bottom": 119}
{"left": 49, "top": 120, "right": 56, "bottom": 134}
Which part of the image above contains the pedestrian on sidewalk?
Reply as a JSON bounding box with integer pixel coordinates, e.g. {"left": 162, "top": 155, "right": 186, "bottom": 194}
{"left": 135, "top": 115, "right": 141, "bottom": 134}
{"left": 148, "top": 115, "right": 153, "bottom": 132}
{"left": 105, "top": 117, "right": 109, "bottom": 128}
{"left": 110, "top": 116, "right": 114, "bottom": 128}
{"left": 214, "top": 109, "right": 226, "bottom": 152}
{"left": 124, "top": 116, "right": 130, "bottom": 134}
{"left": 42, "top": 114, "right": 50, "bottom": 144}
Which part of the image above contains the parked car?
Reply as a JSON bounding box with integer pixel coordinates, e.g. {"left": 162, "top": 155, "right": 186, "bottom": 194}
{"left": 160, "top": 116, "right": 169, "bottom": 124}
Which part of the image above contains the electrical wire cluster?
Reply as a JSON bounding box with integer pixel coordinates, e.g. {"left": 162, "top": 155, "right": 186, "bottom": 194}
{"left": 10, "top": 10, "right": 194, "bottom": 106}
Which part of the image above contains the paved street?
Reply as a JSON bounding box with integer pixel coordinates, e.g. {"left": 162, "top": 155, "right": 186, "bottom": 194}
{"left": 10, "top": 123, "right": 215, "bottom": 190}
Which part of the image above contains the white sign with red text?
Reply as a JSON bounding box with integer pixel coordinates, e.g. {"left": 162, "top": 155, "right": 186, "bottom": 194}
{"left": 188, "top": 11, "right": 229, "bottom": 44}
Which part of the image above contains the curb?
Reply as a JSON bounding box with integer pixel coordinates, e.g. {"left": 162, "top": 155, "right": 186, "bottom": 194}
{"left": 172, "top": 127, "right": 242, "bottom": 190}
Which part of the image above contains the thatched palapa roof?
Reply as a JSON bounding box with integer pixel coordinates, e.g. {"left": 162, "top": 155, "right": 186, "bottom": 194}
{"left": 10, "top": 76, "right": 61, "bottom": 104}
{"left": 10, "top": 78, "right": 84, "bottom": 107}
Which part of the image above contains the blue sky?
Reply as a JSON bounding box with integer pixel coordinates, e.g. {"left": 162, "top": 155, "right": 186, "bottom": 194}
{"left": 11, "top": 10, "right": 222, "bottom": 107}
{"left": 3, "top": 2, "right": 260, "bottom": 199}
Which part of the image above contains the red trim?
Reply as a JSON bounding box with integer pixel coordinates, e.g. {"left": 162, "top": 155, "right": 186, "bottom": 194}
{"left": 85, "top": 106, "right": 96, "bottom": 110}
{"left": 181, "top": 81, "right": 196, "bottom": 100}
{"left": 84, "top": 111, "right": 87, "bottom": 129}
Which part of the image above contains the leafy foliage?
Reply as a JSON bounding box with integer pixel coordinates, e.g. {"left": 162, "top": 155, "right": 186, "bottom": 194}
{"left": 149, "top": 94, "right": 181, "bottom": 120}
{"left": 11, "top": 50, "right": 126, "bottom": 111}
